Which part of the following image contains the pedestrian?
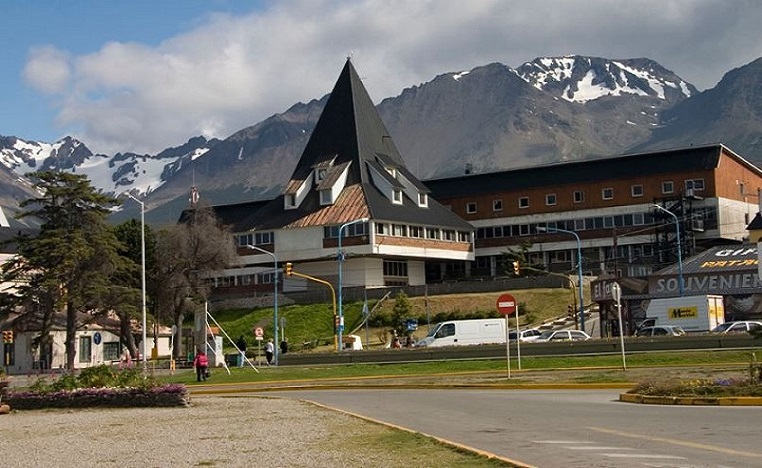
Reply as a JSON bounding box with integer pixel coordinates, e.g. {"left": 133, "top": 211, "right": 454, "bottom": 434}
{"left": 265, "top": 339, "right": 274, "bottom": 365}
{"left": 236, "top": 335, "right": 247, "bottom": 367}
{"left": 280, "top": 339, "right": 288, "bottom": 354}
{"left": 193, "top": 348, "right": 209, "bottom": 382}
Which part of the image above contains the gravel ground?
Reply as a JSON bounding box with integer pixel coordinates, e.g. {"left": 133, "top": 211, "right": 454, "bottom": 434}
{"left": 0, "top": 396, "right": 411, "bottom": 468}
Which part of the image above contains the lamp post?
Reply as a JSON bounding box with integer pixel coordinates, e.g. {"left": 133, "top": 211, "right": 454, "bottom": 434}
{"left": 537, "top": 226, "right": 585, "bottom": 332}
{"left": 337, "top": 217, "right": 369, "bottom": 352}
{"left": 246, "top": 245, "right": 279, "bottom": 366}
{"left": 653, "top": 205, "right": 684, "bottom": 296}
{"left": 125, "top": 193, "right": 147, "bottom": 374}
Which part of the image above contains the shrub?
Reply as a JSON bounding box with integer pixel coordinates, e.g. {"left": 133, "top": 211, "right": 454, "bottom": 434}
{"left": 5, "top": 365, "right": 189, "bottom": 410}
{"left": 628, "top": 378, "right": 762, "bottom": 397}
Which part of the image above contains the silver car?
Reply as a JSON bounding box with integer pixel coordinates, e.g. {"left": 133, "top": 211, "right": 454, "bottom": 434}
{"left": 508, "top": 328, "right": 542, "bottom": 342}
{"left": 534, "top": 330, "right": 591, "bottom": 342}
{"left": 635, "top": 325, "right": 686, "bottom": 337}
{"left": 711, "top": 321, "right": 762, "bottom": 334}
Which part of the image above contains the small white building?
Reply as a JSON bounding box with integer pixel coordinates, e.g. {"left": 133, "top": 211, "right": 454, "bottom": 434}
{"left": 1, "top": 311, "right": 129, "bottom": 375}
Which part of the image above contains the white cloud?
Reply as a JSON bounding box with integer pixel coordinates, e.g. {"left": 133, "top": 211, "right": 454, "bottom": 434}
{"left": 23, "top": 46, "right": 72, "bottom": 94}
{"left": 20, "top": 0, "right": 762, "bottom": 155}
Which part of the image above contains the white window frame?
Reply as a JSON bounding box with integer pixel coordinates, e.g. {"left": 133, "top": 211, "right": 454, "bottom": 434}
{"left": 392, "top": 189, "right": 403, "bottom": 204}
{"left": 466, "top": 202, "right": 477, "bottom": 214}
{"left": 493, "top": 199, "right": 503, "bottom": 211}
{"left": 631, "top": 185, "right": 643, "bottom": 197}
{"left": 518, "top": 197, "right": 529, "bottom": 209}
{"left": 662, "top": 181, "right": 674, "bottom": 194}
{"left": 573, "top": 190, "right": 584, "bottom": 203}
{"left": 602, "top": 188, "right": 614, "bottom": 200}
{"left": 545, "top": 194, "right": 557, "bottom": 206}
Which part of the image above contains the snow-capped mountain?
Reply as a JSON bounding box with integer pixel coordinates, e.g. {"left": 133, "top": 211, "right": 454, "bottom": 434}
{"left": 515, "top": 56, "right": 697, "bottom": 103}
{"left": 1, "top": 54, "right": 761, "bottom": 225}
{"left": 0, "top": 135, "right": 218, "bottom": 198}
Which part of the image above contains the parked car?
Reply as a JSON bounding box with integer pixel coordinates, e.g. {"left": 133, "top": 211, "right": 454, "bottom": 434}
{"left": 534, "top": 330, "right": 591, "bottom": 342}
{"left": 508, "top": 328, "right": 542, "bottom": 342}
{"left": 710, "top": 321, "right": 762, "bottom": 334}
{"left": 634, "top": 325, "right": 686, "bottom": 337}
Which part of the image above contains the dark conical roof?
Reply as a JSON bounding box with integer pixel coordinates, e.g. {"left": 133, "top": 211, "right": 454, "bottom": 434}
{"left": 286, "top": 59, "right": 405, "bottom": 187}
{"left": 237, "top": 59, "right": 472, "bottom": 231}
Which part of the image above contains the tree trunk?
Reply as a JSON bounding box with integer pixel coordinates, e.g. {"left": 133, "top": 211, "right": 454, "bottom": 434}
{"left": 118, "top": 311, "right": 138, "bottom": 358}
{"left": 173, "top": 311, "right": 185, "bottom": 360}
{"left": 65, "top": 301, "right": 77, "bottom": 371}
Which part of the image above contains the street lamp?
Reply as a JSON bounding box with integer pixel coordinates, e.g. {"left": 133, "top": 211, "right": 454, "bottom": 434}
{"left": 536, "top": 226, "right": 585, "bottom": 332}
{"left": 337, "top": 217, "right": 369, "bottom": 352}
{"left": 124, "top": 193, "right": 147, "bottom": 374}
{"left": 653, "top": 205, "right": 684, "bottom": 296}
{"left": 245, "top": 244, "right": 279, "bottom": 366}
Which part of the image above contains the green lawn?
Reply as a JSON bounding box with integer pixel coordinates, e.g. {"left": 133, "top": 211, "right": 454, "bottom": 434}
{"left": 157, "top": 349, "right": 759, "bottom": 386}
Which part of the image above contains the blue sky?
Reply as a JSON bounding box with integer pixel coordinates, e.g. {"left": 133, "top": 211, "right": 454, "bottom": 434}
{"left": 2, "top": 0, "right": 762, "bottom": 155}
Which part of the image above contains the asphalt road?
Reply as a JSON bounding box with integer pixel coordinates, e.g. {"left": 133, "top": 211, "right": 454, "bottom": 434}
{"left": 267, "top": 388, "right": 762, "bottom": 468}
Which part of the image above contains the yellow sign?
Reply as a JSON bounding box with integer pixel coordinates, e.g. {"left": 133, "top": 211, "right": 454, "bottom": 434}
{"left": 668, "top": 306, "right": 698, "bottom": 319}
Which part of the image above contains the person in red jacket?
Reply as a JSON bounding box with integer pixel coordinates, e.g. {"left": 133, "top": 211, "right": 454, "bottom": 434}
{"left": 193, "top": 348, "right": 209, "bottom": 382}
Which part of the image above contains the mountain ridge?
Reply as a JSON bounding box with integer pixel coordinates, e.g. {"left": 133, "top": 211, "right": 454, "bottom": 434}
{"left": 1, "top": 54, "right": 760, "bottom": 224}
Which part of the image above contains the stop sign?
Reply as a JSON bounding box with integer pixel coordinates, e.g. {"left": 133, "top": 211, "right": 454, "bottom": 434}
{"left": 496, "top": 293, "right": 517, "bottom": 316}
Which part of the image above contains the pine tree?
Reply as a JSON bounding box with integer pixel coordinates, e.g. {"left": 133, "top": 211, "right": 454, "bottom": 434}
{"left": 1, "top": 171, "right": 129, "bottom": 370}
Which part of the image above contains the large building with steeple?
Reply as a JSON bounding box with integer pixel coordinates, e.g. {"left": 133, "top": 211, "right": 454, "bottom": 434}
{"left": 205, "top": 59, "right": 475, "bottom": 296}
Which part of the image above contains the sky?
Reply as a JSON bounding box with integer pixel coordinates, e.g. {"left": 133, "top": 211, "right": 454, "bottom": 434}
{"left": 2, "top": 0, "right": 762, "bottom": 156}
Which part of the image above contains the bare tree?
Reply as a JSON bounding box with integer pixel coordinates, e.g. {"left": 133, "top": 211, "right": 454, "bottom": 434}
{"left": 151, "top": 206, "right": 236, "bottom": 359}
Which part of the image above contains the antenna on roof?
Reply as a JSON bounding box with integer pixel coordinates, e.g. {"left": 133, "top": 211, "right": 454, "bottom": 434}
{"left": 189, "top": 168, "right": 199, "bottom": 208}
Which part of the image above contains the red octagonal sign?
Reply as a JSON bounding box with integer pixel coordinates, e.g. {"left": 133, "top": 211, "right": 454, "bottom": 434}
{"left": 496, "top": 293, "right": 517, "bottom": 316}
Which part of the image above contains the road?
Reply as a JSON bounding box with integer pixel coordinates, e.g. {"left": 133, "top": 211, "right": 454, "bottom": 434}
{"left": 267, "top": 388, "right": 762, "bottom": 467}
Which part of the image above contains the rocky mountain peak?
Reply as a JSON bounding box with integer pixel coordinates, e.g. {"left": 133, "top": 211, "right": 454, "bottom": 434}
{"left": 516, "top": 55, "right": 697, "bottom": 103}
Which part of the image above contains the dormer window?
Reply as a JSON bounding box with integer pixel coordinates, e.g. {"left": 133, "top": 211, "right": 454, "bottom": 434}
{"left": 418, "top": 193, "right": 428, "bottom": 207}
{"left": 316, "top": 168, "right": 327, "bottom": 182}
{"left": 286, "top": 194, "right": 296, "bottom": 208}
{"left": 385, "top": 166, "right": 397, "bottom": 178}
{"left": 393, "top": 189, "right": 403, "bottom": 204}
{"left": 320, "top": 189, "right": 332, "bottom": 205}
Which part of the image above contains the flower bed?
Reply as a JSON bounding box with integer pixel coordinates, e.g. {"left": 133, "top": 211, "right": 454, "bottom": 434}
{"left": 3, "top": 365, "right": 189, "bottom": 410}
{"left": 5, "top": 384, "right": 189, "bottom": 410}
{"left": 627, "top": 378, "right": 762, "bottom": 397}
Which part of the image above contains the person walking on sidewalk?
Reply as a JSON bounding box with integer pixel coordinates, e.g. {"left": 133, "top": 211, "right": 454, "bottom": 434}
{"left": 265, "top": 339, "right": 274, "bottom": 365}
{"left": 193, "top": 348, "right": 209, "bottom": 382}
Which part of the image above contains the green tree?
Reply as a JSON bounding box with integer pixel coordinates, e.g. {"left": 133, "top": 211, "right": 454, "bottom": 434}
{"left": 391, "top": 291, "right": 412, "bottom": 334}
{"left": 113, "top": 218, "right": 157, "bottom": 358}
{"left": 501, "top": 241, "right": 545, "bottom": 276}
{"left": 0, "top": 171, "right": 130, "bottom": 370}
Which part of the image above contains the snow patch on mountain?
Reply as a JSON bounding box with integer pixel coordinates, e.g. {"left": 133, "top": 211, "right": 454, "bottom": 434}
{"left": 0, "top": 135, "right": 211, "bottom": 198}
{"left": 516, "top": 55, "right": 695, "bottom": 103}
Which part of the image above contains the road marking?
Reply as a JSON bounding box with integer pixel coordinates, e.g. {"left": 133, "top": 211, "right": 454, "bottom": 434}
{"left": 589, "top": 426, "right": 762, "bottom": 459}
{"left": 565, "top": 446, "right": 635, "bottom": 451}
{"left": 604, "top": 454, "right": 686, "bottom": 459}
{"left": 533, "top": 440, "right": 588, "bottom": 444}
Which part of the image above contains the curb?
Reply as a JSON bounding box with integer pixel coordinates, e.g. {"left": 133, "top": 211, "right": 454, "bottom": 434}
{"left": 620, "top": 393, "right": 762, "bottom": 406}
{"left": 189, "top": 382, "right": 634, "bottom": 395}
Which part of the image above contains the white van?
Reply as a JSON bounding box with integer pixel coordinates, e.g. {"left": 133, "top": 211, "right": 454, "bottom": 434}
{"left": 416, "top": 319, "right": 506, "bottom": 347}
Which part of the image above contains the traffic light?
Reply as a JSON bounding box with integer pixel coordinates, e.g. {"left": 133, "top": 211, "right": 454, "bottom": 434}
{"left": 512, "top": 261, "right": 520, "bottom": 276}
{"left": 284, "top": 262, "right": 293, "bottom": 277}
{"left": 2, "top": 330, "right": 12, "bottom": 343}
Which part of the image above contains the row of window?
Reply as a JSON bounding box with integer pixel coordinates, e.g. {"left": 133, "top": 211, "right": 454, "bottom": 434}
{"left": 375, "top": 223, "right": 471, "bottom": 242}
{"left": 235, "top": 231, "right": 275, "bottom": 247}
{"left": 467, "top": 178, "right": 706, "bottom": 214}
{"left": 473, "top": 242, "right": 657, "bottom": 273}
{"left": 78, "top": 337, "right": 121, "bottom": 362}
{"left": 475, "top": 209, "right": 713, "bottom": 240}
{"left": 237, "top": 220, "right": 472, "bottom": 253}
